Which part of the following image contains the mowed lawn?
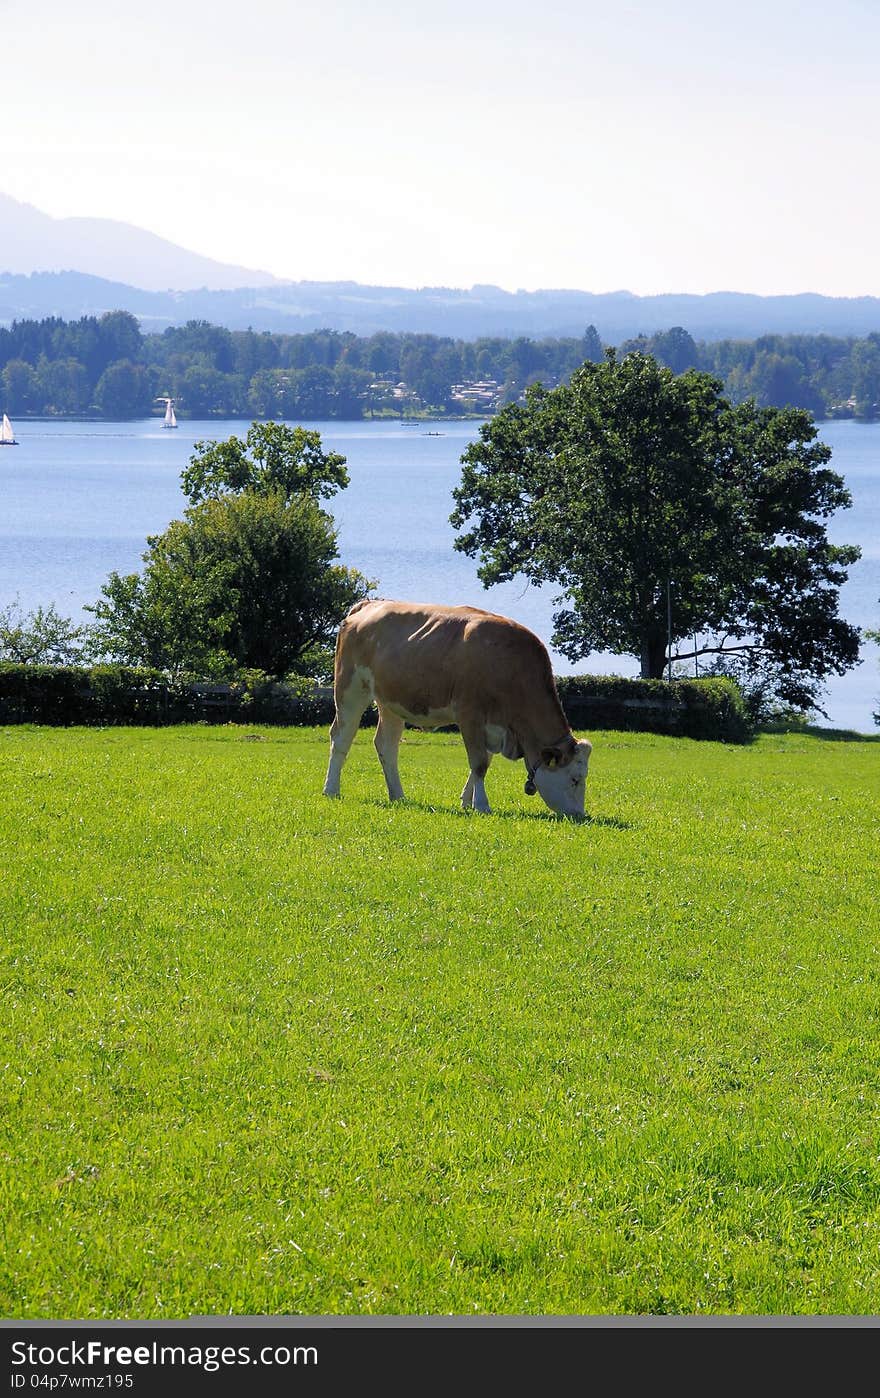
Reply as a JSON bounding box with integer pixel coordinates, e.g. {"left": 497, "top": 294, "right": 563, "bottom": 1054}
{"left": 1, "top": 720, "right": 879, "bottom": 1318}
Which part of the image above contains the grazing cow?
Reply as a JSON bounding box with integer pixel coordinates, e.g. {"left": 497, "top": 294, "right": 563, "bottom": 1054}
{"left": 322, "top": 599, "right": 592, "bottom": 816}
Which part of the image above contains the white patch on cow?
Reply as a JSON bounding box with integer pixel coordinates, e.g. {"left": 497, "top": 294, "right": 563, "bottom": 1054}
{"left": 384, "top": 700, "right": 455, "bottom": 729}
{"left": 460, "top": 768, "right": 492, "bottom": 813}
{"left": 533, "top": 739, "right": 592, "bottom": 817}
{"left": 351, "top": 664, "right": 376, "bottom": 701}
{"left": 323, "top": 664, "right": 376, "bottom": 798}
{"left": 485, "top": 723, "right": 506, "bottom": 753}
{"left": 470, "top": 775, "right": 492, "bottom": 813}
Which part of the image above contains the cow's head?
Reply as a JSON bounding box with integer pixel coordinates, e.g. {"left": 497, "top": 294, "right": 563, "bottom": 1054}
{"left": 528, "top": 736, "right": 592, "bottom": 817}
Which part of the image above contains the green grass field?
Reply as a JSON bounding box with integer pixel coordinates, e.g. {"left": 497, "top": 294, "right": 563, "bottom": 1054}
{"left": 2, "top": 721, "right": 879, "bottom": 1318}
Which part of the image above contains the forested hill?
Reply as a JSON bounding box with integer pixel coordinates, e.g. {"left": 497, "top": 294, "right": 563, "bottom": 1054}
{"left": 3, "top": 270, "right": 880, "bottom": 342}
{"left": 2, "top": 312, "right": 879, "bottom": 421}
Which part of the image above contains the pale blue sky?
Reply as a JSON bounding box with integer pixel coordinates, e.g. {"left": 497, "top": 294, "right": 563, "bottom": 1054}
{"left": 2, "top": 0, "right": 877, "bottom": 293}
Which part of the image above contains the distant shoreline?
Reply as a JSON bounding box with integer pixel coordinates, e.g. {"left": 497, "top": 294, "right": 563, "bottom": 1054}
{"left": 4, "top": 411, "right": 490, "bottom": 426}
{"left": 5, "top": 409, "right": 870, "bottom": 427}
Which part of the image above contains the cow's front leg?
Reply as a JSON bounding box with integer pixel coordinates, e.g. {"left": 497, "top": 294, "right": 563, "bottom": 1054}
{"left": 469, "top": 771, "right": 491, "bottom": 814}
{"left": 374, "top": 705, "right": 406, "bottom": 801}
{"left": 459, "top": 718, "right": 492, "bottom": 813}
{"left": 460, "top": 767, "right": 492, "bottom": 812}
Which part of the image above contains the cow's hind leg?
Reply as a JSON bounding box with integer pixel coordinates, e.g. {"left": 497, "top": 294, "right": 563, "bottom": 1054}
{"left": 323, "top": 671, "right": 372, "bottom": 798}
{"left": 374, "top": 704, "right": 406, "bottom": 801}
{"left": 458, "top": 717, "right": 492, "bottom": 814}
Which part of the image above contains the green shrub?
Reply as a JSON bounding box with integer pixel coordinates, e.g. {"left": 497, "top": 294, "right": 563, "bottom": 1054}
{"left": 83, "top": 665, "right": 178, "bottom": 723}
{"left": 235, "top": 674, "right": 340, "bottom": 726}
{"left": 554, "top": 673, "right": 752, "bottom": 743}
{"left": 0, "top": 664, "right": 194, "bottom": 726}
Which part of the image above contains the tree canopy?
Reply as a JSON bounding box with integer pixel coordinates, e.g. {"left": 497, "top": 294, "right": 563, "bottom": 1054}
{"left": 450, "top": 350, "right": 861, "bottom": 711}
{"left": 89, "top": 423, "right": 370, "bottom": 678}
{"left": 0, "top": 600, "right": 88, "bottom": 665}
{"left": 88, "top": 490, "right": 371, "bottom": 678}
{"left": 181, "top": 421, "right": 349, "bottom": 503}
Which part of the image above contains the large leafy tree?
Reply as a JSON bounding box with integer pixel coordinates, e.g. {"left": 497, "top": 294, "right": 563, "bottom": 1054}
{"left": 88, "top": 490, "right": 371, "bottom": 678}
{"left": 96, "top": 310, "right": 143, "bottom": 368}
{"left": 182, "top": 420, "right": 348, "bottom": 504}
{"left": 92, "top": 359, "right": 153, "bottom": 418}
{"left": 90, "top": 423, "right": 369, "bottom": 677}
{"left": 450, "top": 350, "right": 861, "bottom": 711}
{"left": 2, "top": 359, "right": 37, "bottom": 413}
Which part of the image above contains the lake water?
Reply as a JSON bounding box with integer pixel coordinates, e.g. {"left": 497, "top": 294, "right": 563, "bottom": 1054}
{"left": 2, "top": 415, "right": 878, "bottom": 734}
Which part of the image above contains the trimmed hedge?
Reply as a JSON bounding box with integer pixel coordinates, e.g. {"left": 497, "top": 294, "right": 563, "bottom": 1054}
{"left": 554, "top": 674, "right": 751, "bottom": 743}
{"left": 0, "top": 665, "right": 342, "bottom": 728}
{"left": 0, "top": 664, "right": 751, "bottom": 742}
{"left": 0, "top": 664, "right": 187, "bottom": 725}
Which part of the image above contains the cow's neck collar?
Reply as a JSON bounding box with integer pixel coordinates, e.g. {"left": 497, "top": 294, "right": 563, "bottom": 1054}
{"left": 523, "top": 733, "right": 571, "bottom": 796}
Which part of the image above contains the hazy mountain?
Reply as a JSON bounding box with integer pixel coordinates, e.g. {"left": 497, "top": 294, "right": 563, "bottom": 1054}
{"left": 3, "top": 190, "right": 880, "bottom": 340}
{"left": 0, "top": 192, "right": 280, "bottom": 292}
{"left": 2, "top": 268, "right": 880, "bottom": 344}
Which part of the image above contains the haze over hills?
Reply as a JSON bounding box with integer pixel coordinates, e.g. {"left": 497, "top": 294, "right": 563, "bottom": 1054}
{"left": 2, "top": 193, "right": 880, "bottom": 342}
{"left": 0, "top": 193, "right": 280, "bottom": 292}
{"left": 3, "top": 269, "right": 880, "bottom": 344}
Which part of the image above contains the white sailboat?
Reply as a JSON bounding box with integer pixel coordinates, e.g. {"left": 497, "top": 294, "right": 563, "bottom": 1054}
{"left": 1, "top": 412, "right": 17, "bottom": 445}
{"left": 162, "top": 397, "right": 178, "bottom": 429}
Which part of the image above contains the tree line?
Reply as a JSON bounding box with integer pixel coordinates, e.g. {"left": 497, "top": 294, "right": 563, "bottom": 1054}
{"left": 2, "top": 312, "right": 880, "bottom": 420}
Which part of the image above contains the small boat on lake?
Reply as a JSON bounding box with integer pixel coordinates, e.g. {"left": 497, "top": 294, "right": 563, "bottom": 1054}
{"left": 156, "top": 396, "right": 178, "bottom": 428}
{"left": 1, "top": 412, "right": 18, "bottom": 445}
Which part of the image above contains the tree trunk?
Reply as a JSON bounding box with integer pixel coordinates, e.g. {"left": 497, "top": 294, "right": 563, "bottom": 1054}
{"left": 640, "top": 635, "right": 668, "bottom": 679}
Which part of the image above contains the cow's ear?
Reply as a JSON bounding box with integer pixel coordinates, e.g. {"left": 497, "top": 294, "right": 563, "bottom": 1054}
{"left": 542, "top": 738, "right": 577, "bottom": 769}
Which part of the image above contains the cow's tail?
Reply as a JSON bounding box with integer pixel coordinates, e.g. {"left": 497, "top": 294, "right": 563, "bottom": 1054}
{"left": 331, "top": 596, "right": 378, "bottom": 690}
